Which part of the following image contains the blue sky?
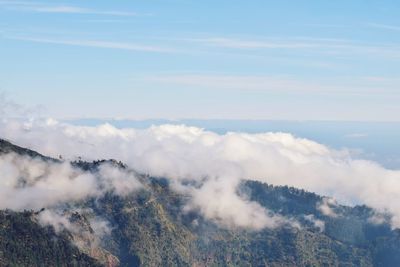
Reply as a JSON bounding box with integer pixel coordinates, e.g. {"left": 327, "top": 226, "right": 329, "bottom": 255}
{"left": 1, "top": 0, "right": 400, "bottom": 120}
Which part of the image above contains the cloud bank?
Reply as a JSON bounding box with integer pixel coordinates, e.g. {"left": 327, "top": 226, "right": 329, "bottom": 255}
{"left": 0, "top": 152, "right": 142, "bottom": 210}
{"left": 1, "top": 118, "right": 400, "bottom": 229}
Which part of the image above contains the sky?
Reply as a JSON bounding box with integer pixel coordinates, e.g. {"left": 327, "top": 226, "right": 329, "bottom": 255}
{"left": 1, "top": 0, "right": 400, "bottom": 120}
{"left": 2, "top": 0, "right": 400, "bottom": 230}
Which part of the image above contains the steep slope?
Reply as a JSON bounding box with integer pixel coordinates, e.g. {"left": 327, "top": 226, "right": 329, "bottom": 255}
{"left": 0, "top": 210, "right": 102, "bottom": 267}
{"left": 1, "top": 138, "right": 400, "bottom": 266}
{"left": 0, "top": 138, "right": 55, "bottom": 161}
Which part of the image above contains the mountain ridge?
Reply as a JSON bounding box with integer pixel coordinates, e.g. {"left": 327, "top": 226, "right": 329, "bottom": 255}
{"left": 1, "top": 138, "right": 400, "bottom": 266}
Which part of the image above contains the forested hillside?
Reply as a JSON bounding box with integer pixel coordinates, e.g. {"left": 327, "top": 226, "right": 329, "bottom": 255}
{"left": 1, "top": 139, "right": 400, "bottom": 266}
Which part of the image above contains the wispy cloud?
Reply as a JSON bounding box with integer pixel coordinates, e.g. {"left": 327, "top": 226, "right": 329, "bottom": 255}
{"left": 149, "top": 74, "right": 321, "bottom": 92}
{"left": 188, "top": 37, "right": 354, "bottom": 49}
{"left": 344, "top": 133, "right": 369, "bottom": 139}
{"left": 0, "top": 1, "right": 137, "bottom": 16}
{"left": 367, "top": 23, "right": 400, "bottom": 32}
{"left": 7, "top": 36, "right": 174, "bottom": 53}
{"left": 142, "top": 74, "right": 400, "bottom": 96}
{"left": 28, "top": 6, "right": 137, "bottom": 16}
{"left": 190, "top": 37, "right": 322, "bottom": 49}
{"left": 186, "top": 36, "right": 400, "bottom": 59}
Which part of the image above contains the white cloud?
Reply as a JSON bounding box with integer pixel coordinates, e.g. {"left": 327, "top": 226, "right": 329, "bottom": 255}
{"left": 0, "top": 152, "right": 142, "bottom": 210}
{"left": 38, "top": 209, "right": 76, "bottom": 233}
{"left": 184, "top": 175, "right": 292, "bottom": 230}
{"left": 2, "top": 119, "right": 400, "bottom": 230}
{"left": 304, "top": 214, "right": 325, "bottom": 232}
{"left": 317, "top": 198, "right": 339, "bottom": 218}
{"left": 368, "top": 212, "right": 388, "bottom": 225}
{"left": 37, "top": 208, "right": 112, "bottom": 249}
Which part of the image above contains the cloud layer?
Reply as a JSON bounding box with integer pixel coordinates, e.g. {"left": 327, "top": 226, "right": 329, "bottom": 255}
{"left": 1, "top": 118, "right": 400, "bottom": 229}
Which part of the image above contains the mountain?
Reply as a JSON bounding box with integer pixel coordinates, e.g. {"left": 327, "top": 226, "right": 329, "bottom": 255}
{"left": 1, "top": 138, "right": 400, "bottom": 266}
